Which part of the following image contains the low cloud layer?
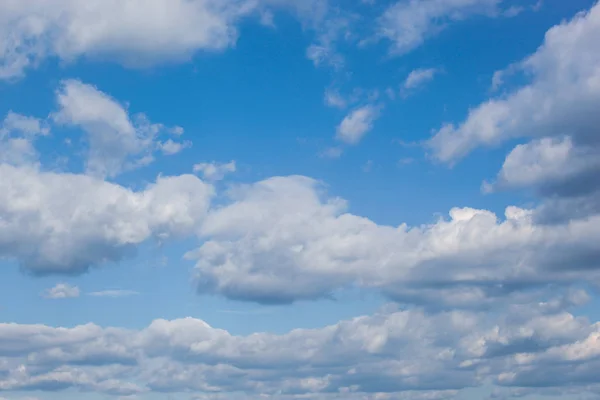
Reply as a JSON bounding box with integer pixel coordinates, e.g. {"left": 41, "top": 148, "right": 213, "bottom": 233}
{"left": 0, "top": 294, "right": 598, "bottom": 398}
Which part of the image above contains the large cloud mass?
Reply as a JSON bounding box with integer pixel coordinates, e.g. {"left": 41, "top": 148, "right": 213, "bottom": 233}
{"left": 189, "top": 175, "right": 600, "bottom": 306}
{"left": 1, "top": 2, "right": 600, "bottom": 399}
{"left": 0, "top": 164, "right": 213, "bottom": 274}
{"left": 0, "top": 295, "right": 598, "bottom": 398}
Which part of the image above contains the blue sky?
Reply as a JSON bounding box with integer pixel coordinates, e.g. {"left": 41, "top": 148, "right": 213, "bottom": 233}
{"left": 1, "top": 0, "right": 600, "bottom": 399}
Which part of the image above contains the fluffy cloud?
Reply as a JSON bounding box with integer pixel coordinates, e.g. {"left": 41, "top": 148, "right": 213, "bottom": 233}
{"left": 428, "top": 1, "right": 600, "bottom": 225}
{"left": 158, "top": 139, "right": 191, "bottom": 156}
{"left": 0, "top": 112, "right": 49, "bottom": 166}
{"left": 0, "top": 297, "right": 598, "bottom": 397}
{"left": 41, "top": 283, "right": 80, "bottom": 299}
{"left": 484, "top": 136, "right": 600, "bottom": 197}
{"left": 0, "top": 163, "right": 213, "bottom": 274}
{"left": 188, "top": 175, "right": 600, "bottom": 305}
{"left": 0, "top": 0, "right": 349, "bottom": 79}
{"left": 377, "top": 0, "right": 507, "bottom": 55}
{"left": 0, "top": 79, "right": 215, "bottom": 275}
{"left": 0, "top": 0, "right": 258, "bottom": 79}
{"left": 53, "top": 80, "right": 188, "bottom": 178}
{"left": 336, "top": 105, "right": 380, "bottom": 145}
{"left": 429, "top": 2, "right": 600, "bottom": 162}
{"left": 193, "top": 161, "right": 237, "bottom": 182}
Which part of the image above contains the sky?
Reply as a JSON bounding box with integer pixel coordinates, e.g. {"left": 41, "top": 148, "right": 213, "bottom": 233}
{"left": 0, "top": 0, "right": 600, "bottom": 399}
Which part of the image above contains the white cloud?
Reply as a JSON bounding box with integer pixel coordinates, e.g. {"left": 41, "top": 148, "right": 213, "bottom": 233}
{"left": 0, "top": 164, "right": 213, "bottom": 274}
{"left": 427, "top": 2, "right": 600, "bottom": 224}
{"left": 485, "top": 136, "right": 600, "bottom": 197}
{"left": 403, "top": 67, "right": 439, "bottom": 90}
{"left": 336, "top": 105, "right": 380, "bottom": 145}
{"left": 0, "top": 112, "right": 49, "bottom": 166}
{"left": 41, "top": 283, "right": 80, "bottom": 299}
{"left": 1, "top": 112, "right": 49, "bottom": 137}
{"left": 53, "top": 80, "right": 188, "bottom": 178}
{"left": 188, "top": 175, "right": 600, "bottom": 305}
{"left": 319, "top": 146, "right": 343, "bottom": 159}
{"left": 306, "top": 44, "right": 344, "bottom": 69}
{"left": 297, "top": 3, "right": 350, "bottom": 70}
{"left": 193, "top": 161, "right": 237, "bottom": 181}
{"left": 0, "top": 80, "right": 212, "bottom": 275}
{"left": 0, "top": 0, "right": 351, "bottom": 79}
{"left": 324, "top": 88, "right": 347, "bottom": 109}
{"left": 428, "top": 2, "right": 600, "bottom": 162}
{"left": 377, "top": 0, "right": 505, "bottom": 55}
{"left": 158, "top": 139, "right": 191, "bottom": 155}
{"left": 0, "top": 296, "right": 598, "bottom": 397}
{"left": 0, "top": 0, "right": 257, "bottom": 80}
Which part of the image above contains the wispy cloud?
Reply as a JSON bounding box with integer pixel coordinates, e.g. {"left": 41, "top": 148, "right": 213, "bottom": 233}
{"left": 88, "top": 290, "right": 140, "bottom": 298}
{"left": 41, "top": 283, "right": 80, "bottom": 299}
{"left": 336, "top": 105, "right": 381, "bottom": 145}
{"left": 403, "top": 67, "right": 440, "bottom": 90}
{"left": 319, "top": 146, "right": 344, "bottom": 159}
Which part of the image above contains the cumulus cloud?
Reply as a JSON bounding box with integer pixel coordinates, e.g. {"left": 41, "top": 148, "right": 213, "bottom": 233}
{"left": 377, "top": 0, "right": 507, "bottom": 55}
{"left": 0, "top": 297, "right": 598, "bottom": 397}
{"left": 484, "top": 136, "right": 600, "bottom": 198}
{"left": 41, "top": 283, "right": 80, "bottom": 299}
{"left": 53, "top": 80, "right": 188, "bottom": 178}
{"left": 428, "top": 2, "right": 600, "bottom": 224}
{"left": 0, "top": 0, "right": 351, "bottom": 79}
{"left": 0, "top": 164, "right": 213, "bottom": 274}
{"left": 0, "top": 0, "right": 258, "bottom": 79}
{"left": 428, "top": 2, "right": 600, "bottom": 162}
{"left": 188, "top": 175, "right": 600, "bottom": 305}
{"left": 0, "top": 80, "right": 216, "bottom": 276}
{"left": 336, "top": 105, "right": 380, "bottom": 145}
{"left": 193, "top": 161, "right": 237, "bottom": 182}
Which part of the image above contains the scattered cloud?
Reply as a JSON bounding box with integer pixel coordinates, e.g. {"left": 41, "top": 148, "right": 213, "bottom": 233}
{"left": 429, "top": 2, "right": 600, "bottom": 162}
{"left": 41, "top": 283, "right": 80, "bottom": 299}
{"left": 324, "top": 88, "right": 347, "bottom": 109}
{"left": 319, "top": 146, "right": 344, "bottom": 159}
{"left": 0, "top": 3, "right": 599, "bottom": 399}
{"left": 398, "top": 157, "right": 414, "bottom": 166}
{"left": 336, "top": 105, "right": 380, "bottom": 145}
{"left": 307, "top": 44, "right": 345, "bottom": 69}
{"left": 193, "top": 161, "right": 237, "bottom": 181}
{"left": 0, "top": 0, "right": 357, "bottom": 79}
{"left": 53, "top": 80, "right": 188, "bottom": 178}
{"left": 0, "top": 112, "right": 48, "bottom": 166}
{"left": 403, "top": 67, "right": 439, "bottom": 91}
{"left": 88, "top": 290, "right": 140, "bottom": 298}
{"left": 0, "top": 0, "right": 258, "bottom": 80}
{"left": 377, "top": 0, "right": 507, "bottom": 55}
{"left": 428, "top": 2, "right": 600, "bottom": 224}
{"left": 158, "top": 139, "right": 191, "bottom": 155}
